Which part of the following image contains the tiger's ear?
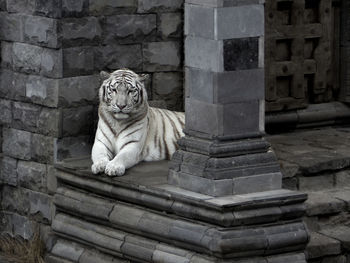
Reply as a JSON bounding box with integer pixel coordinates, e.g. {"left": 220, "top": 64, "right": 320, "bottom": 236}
{"left": 100, "top": 71, "right": 111, "bottom": 82}
{"left": 138, "top": 74, "right": 149, "bottom": 83}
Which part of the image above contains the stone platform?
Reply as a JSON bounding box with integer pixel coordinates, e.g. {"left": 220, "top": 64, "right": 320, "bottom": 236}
{"left": 47, "top": 157, "right": 308, "bottom": 263}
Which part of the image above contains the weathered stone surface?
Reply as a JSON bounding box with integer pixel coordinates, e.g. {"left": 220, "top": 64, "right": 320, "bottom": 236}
{"left": 320, "top": 226, "right": 350, "bottom": 250}
{"left": 17, "top": 160, "right": 46, "bottom": 192}
{"left": 138, "top": 0, "right": 183, "bottom": 12}
{"left": 47, "top": 165, "right": 57, "bottom": 195}
{"left": 1, "top": 42, "right": 13, "bottom": 69}
{"left": 51, "top": 239, "right": 85, "bottom": 262}
{"left": 0, "top": 0, "right": 6, "bottom": 10}
{"left": 94, "top": 44, "right": 142, "bottom": 71}
{"left": 305, "top": 191, "right": 346, "bottom": 216}
{"left": 26, "top": 75, "right": 59, "bottom": 107}
{"left": 12, "top": 43, "right": 63, "bottom": 78}
{"left": 152, "top": 72, "right": 183, "bottom": 111}
{"left": 34, "top": 0, "right": 61, "bottom": 18}
{"left": 58, "top": 75, "right": 99, "bottom": 107}
{"left": 103, "top": 14, "right": 156, "bottom": 44}
{"left": 31, "top": 133, "right": 54, "bottom": 163}
{"left": 23, "top": 15, "right": 59, "bottom": 48}
{"left": 335, "top": 170, "right": 350, "bottom": 187}
{"left": 1, "top": 186, "right": 30, "bottom": 214}
{"left": 61, "top": 17, "right": 101, "bottom": 47}
{"left": 0, "top": 99, "right": 12, "bottom": 124}
{"left": 0, "top": 13, "right": 22, "bottom": 42}
{"left": 61, "top": 0, "right": 88, "bottom": 17}
{"left": 0, "top": 156, "right": 17, "bottom": 186}
{"left": 158, "top": 12, "right": 182, "bottom": 39}
{"left": 6, "top": 0, "right": 34, "bottom": 13}
{"left": 62, "top": 106, "right": 93, "bottom": 136}
{"left": 55, "top": 136, "right": 92, "bottom": 161}
{"left": 306, "top": 232, "right": 341, "bottom": 259}
{"left": 299, "top": 175, "right": 334, "bottom": 191}
{"left": 89, "top": 0, "right": 137, "bottom": 15}
{"left": 27, "top": 190, "right": 52, "bottom": 221}
{"left": 2, "top": 128, "right": 31, "bottom": 160}
{"left": 12, "top": 213, "right": 36, "bottom": 239}
{"left": 232, "top": 173, "right": 282, "bottom": 195}
{"left": 143, "top": 41, "right": 181, "bottom": 71}
{"left": 63, "top": 47, "right": 94, "bottom": 77}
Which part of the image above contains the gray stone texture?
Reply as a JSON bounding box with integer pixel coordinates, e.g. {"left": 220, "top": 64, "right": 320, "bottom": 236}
{"left": 17, "top": 160, "right": 47, "bottom": 192}
{"left": 143, "top": 41, "right": 181, "bottom": 72}
{"left": 12, "top": 213, "right": 36, "bottom": 239}
{"left": 94, "top": 44, "right": 143, "bottom": 71}
{"left": 158, "top": 12, "right": 182, "bottom": 39}
{"left": 0, "top": 156, "right": 17, "bottom": 186}
{"left": 186, "top": 67, "right": 264, "bottom": 104}
{"left": 138, "top": 0, "right": 183, "bottom": 12}
{"left": 62, "top": 0, "right": 89, "bottom": 17}
{"left": 62, "top": 47, "right": 94, "bottom": 77}
{"left": 61, "top": 17, "right": 102, "bottom": 47}
{"left": 1, "top": 42, "right": 14, "bottom": 69}
{"left": 320, "top": 226, "right": 350, "bottom": 251}
{"left": 12, "top": 43, "right": 63, "bottom": 78}
{"left": 152, "top": 72, "right": 183, "bottom": 111}
{"left": 2, "top": 128, "right": 31, "bottom": 160}
{"left": 31, "top": 133, "right": 54, "bottom": 163}
{"left": 0, "top": 13, "right": 23, "bottom": 42}
{"left": 0, "top": 99, "right": 12, "bottom": 124}
{"left": 62, "top": 106, "right": 94, "bottom": 136}
{"left": 89, "top": 0, "right": 137, "bottom": 15}
{"left": 103, "top": 14, "right": 157, "bottom": 44}
{"left": 306, "top": 232, "right": 341, "bottom": 259}
{"left": 23, "top": 15, "right": 59, "bottom": 48}
{"left": 185, "top": 4, "right": 264, "bottom": 40}
{"left": 55, "top": 136, "right": 92, "bottom": 161}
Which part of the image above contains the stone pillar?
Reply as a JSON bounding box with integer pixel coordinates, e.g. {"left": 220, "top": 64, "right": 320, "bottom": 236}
{"left": 169, "top": 0, "right": 282, "bottom": 197}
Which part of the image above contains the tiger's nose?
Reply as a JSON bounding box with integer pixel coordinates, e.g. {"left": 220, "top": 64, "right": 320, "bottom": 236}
{"left": 117, "top": 104, "right": 126, "bottom": 110}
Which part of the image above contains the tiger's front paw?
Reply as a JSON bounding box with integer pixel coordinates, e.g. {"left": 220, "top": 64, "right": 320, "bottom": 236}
{"left": 91, "top": 159, "right": 109, "bottom": 174}
{"left": 105, "top": 162, "right": 126, "bottom": 177}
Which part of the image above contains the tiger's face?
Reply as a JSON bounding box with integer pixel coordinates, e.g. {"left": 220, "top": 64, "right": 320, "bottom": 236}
{"left": 99, "top": 69, "right": 148, "bottom": 120}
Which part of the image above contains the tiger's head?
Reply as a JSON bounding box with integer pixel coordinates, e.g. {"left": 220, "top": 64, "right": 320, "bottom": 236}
{"left": 99, "top": 69, "right": 148, "bottom": 120}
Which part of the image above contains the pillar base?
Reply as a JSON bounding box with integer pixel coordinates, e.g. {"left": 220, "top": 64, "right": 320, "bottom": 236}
{"left": 49, "top": 157, "right": 308, "bottom": 263}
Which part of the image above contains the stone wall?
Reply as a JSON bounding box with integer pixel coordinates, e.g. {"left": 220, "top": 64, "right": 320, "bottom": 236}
{"left": 0, "top": 0, "right": 184, "bottom": 240}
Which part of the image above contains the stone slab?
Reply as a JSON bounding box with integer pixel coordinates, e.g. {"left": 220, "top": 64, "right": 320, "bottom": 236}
{"left": 320, "top": 226, "right": 350, "bottom": 251}
{"left": 306, "top": 232, "right": 341, "bottom": 259}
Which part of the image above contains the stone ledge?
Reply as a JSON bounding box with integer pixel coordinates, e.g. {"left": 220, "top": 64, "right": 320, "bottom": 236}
{"left": 54, "top": 157, "right": 307, "bottom": 227}
{"left": 306, "top": 232, "right": 341, "bottom": 259}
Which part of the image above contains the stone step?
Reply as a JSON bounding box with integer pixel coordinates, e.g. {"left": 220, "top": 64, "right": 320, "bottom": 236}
{"left": 306, "top": 232, "right": 342, "bottom": 260}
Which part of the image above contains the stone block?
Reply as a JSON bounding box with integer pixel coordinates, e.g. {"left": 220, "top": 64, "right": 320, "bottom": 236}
{"left": 0, "top": 99, "right": 12, "bottom": 124}
{"left": 51, "top": 239, "right": 85, "bottom": 262}
{"left": 1, "top": 42, "right": 13, "bottom": 69}
{"left": 62, "top": 106, "right": 94, "bottom": 136}
{"left": 0, "top": 156, "right": 17, "bottom": 186}
{"left": 158, "top": 12, "right": 182, "bottom": 39}
{"left": 335, "top": 170, "right": 350, "bottom": 187}
{"left": 94, "top": 44, "right": 142, "bottom": 71}
{"left": 103, "top": 14, "right": 156, "bottom": 44}
{"left": 47, "top": 165, "right": 57, "bottom": 194}
{"left": 215, "top": 5, "right": 264, "bottom": 39}
{"left": 305, "top": 192, "right": 346, "bottom": 216}
{"left": 186, "top": 67, "right": 264, "bottom": 104}
{"left": 63, "top": 47, "right": 94, "bottom": 77}
{"left": 61, "top": 17, "right": 101, "bottom": 47}
{"left": 184, "top": 4, "right": 214, "bottom": 39}
{"left": 186, "top": 0, "right": 262, "bottom": 7}
{"left": 17, "top": 160, "right": 46, "bottom": 192}
{"left": 109, "top": 204, "right": 145, "bottom": 228}
{"left": 0, "top": 212, "right": 13, "bottom": 235}
{"left": 12, "top": 43, "right": 63, "bottom": 78}
{"left": 62, "top": 0, "right": 88, "bottom": 17}
{"left": 320, "top": 226, "right": 350, "bottom": 251}
{"left": 143, "top": 41, "right": 181, "bottom": 72}
{"left": 306, "top": 232, "right": 341, "bottom": 259}
{"left": 12, "top": 213, "right": 36, "bottom": 239}
{"left": 27, "top": 189, "right": 52, "bottom": 221}
{"left": 2, "top": 128, "right": 31, "bottom": 160}
{"left": 138, "top": 0, "right": 183, "bottom": 12}
{"left": 224, "top": 37, "right": 259, "bottom": 71}
{"left": 34, "top": 0, "right": 61, "bottom": 18}
{"left": 26, "top": 74, "right": 59, "bottom": 107}
{"left": 58, "top": 75, "right": 99, "bottom": 106}
{"left": 168, "top": 170, "right": 233, "bottom": 196}
{"left": 152, "top": 72, "right": 183, "bottom": 111}
{"left": 55, "top": 136, "right": 92, "bottom": 161}
{"left": 232, "top": 172, "right": 282, "bottom": 194}
{"left": 23, "top": 15, "right": 59, "bottom": 48}
{"left": 299, "top": 174, "right": 334, "bottom": 191}
{"left": 0, "top": 13, "right": 23, "bottom": 42}
{"left": 1, "top": 186, "right": 30, "bottom": 214}
{"left": 31, "top": 133, "right": 54, "bottom": 163}
{"left": 89, "top": 0, "right": 137, "bottom": 15}
{"left": 185, "top": 98, "right": 262, "bottom": 138}
{"left": 121, "top": 236, "right": 156, "bottom": 262}
{"left": 12, "top": 101, "right": 61, "bottom": 136}
{"left": 185, "top": 36, "right": 223, "bottom": 72}
{"left": 0, "top": 0, "right": 6, "bottom": 10}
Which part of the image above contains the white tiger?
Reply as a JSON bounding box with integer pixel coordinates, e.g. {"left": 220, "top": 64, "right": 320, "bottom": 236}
{"left": 91, "top": 69, "right": 185, "bottom": 176}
